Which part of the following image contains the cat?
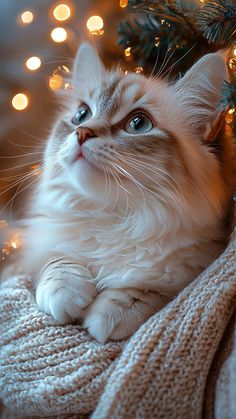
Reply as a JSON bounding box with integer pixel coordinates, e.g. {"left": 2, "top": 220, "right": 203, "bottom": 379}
{"left": 10, "top": 43, "right": 235, "bottom": 343}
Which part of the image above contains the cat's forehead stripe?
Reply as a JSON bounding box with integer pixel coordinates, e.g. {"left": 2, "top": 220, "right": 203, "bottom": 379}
{"left": 91, "top": 75, "right": 145, "bottom": 121}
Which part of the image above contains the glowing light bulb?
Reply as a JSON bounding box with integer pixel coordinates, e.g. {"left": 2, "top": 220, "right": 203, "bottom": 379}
{"left": 124, "top": 47, "right": 132, "bottom": 57}
{"left": 228, "top": 108, "right": 235, "bottom": 115}
{"left": 86, "top": 16, "right": 104, "bottom": 35}
{"left": 51, "top": 27, "right": 67, "bottom": 42}
{"left": 25, "top": 56, "right": 41, "bottom": 71}
{"left": 53, "top": 4, "right": 71, "bottom": 21}
{"left": 20, "top": 10, "right": 34, "bottom": 24}
{"left": 12, "top": 93, "right": 29, "bottom": 111}
{"left": 120, "top": 0, "right": 128, "bottom": 7}
{"left": 234, "top": 48, "right": 236, "bottom": 57}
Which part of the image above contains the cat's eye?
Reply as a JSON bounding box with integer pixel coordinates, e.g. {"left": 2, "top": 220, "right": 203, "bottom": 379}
{"left": 125, "top": 113, "right": 153, "bottom": 134}
{"left": 71, "top": 104, "right": 92, "bottom": 125}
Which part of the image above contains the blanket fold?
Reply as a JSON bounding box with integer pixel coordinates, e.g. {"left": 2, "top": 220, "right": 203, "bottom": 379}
{"left": 0, "top": 226, "right": 235, "bottom": 418}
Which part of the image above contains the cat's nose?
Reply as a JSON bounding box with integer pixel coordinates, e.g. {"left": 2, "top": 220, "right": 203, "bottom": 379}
{"left": 77, "top": 127, "right": 96, "bottom": 145}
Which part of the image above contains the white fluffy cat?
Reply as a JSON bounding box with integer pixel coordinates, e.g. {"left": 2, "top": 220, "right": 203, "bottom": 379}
{"left": 12, "top": 44, "right": 234, "bottom": 343}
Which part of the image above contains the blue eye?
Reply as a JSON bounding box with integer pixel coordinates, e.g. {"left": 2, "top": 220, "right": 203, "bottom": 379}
{"left": 125, "top": 113, "right": 153, "bottom": 134}
{"left": 71, "top": 104, "right": 92, "bottom": 125}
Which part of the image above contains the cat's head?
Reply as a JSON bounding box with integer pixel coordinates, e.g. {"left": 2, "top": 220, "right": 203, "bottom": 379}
{"left": 45, "top": 43, "right": 229, "bottom": 218}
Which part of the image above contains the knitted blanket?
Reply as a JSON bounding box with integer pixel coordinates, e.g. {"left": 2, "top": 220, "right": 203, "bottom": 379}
{"left": 1, "top": 224, "right": 235, "bottom": 418}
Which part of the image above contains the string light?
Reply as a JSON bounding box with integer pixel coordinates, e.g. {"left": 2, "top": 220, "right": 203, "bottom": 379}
{"left": 61, "top": 65, "right": 70, "bottom": 73}
{"left": 20, "top": 10, "right": 34, "bottom": 24}
{"left": 53, "top": 4, "right": 71, "bottom": 21}
{"left": 229, "top": 58, "right": 236, "bottom": 71}
{"left": 124, "top": 47, "right": 132, "bottom": 57}
{"left": 86, "top": 16, "right": 104, "bottom": 35}
{"left": 12, "top": 93, "right": 29, "bottom": 111}
{"left": 51, "top": 27, "right": 67, "bottom": 42}
{"left": 226, "top": 111, "right": 234, "bottom": 124}
{"left": 25, "top": 56, "right": 41, "bottom": 71}
{"left": 120, "top": 0, "right": 128, "bottom": 7}
{"left": 2, "top": 234, "right": 22, "bottom": 256}
{"left": 234, "top": 48, "right": 236, "bottom": 57}
{"left": 134, "top": 66, "right": 143, "bottom": 74}
{"left": 155, "top": 37, "right": 160, "bottom": 47}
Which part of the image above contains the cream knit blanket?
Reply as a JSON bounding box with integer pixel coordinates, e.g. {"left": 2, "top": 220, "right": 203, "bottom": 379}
{"left": 1, "top": 225, "right": 236, "bottom": 418}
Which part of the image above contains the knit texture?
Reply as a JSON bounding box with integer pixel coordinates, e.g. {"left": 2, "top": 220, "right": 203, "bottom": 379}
{"left": 1, "top": 224, "right": 235, "bottom": 418}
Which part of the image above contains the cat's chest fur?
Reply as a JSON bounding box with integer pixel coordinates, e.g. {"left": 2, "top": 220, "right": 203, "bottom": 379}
{"left": 26, "top": 200, "right": 223, "bottom": 296}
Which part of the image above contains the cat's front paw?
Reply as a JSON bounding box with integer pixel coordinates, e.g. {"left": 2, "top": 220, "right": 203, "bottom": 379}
{"left": 36, "top": 262, "right": 96, "bottom": 324}
{"left": 83, "top": 288, "right": 166, "bottom": 343}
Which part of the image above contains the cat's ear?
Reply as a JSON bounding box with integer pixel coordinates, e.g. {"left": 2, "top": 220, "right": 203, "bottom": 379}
{"left": 72, "top": 43, "right": 105, "bottom": 90}
{"left": 174, "top": 52, "right": 228, "bottom": 140}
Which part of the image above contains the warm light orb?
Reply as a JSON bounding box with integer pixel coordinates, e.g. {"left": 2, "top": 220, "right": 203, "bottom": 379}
{"left": 86, "top": 15, "right": 104, "bottom": 32}
{"left": 25, "top": 56, "right": 41, "bottom": 71}
{"left": 134, "top": 66, "right": 143, "bottom": 74}
{"left": 120, "top": 0, "right": 128, "bottom": 7}
{"left": 49, "top": 73, "right": 63, "bottom": 90}
{"left": 234, "top": 48, "right": 236, "bottom": 57}
{"left": 53, "top": 4, "right": 71, "bottom": 21}
{"left": 51, "top": 27, "right": 67, "bottom": 42}
{"left": 12, "top": 93, "right": 29, "bottom": 111}
{"left": 124, "top": 47, "right": 132, "bottom": 57}
{"left": 20, "top": 10, "right": 34, "bottom": 24}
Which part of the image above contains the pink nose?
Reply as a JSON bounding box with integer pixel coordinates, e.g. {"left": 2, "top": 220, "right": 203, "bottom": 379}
{"left": 77, "top": 127, "right": 96, "bottom": 145}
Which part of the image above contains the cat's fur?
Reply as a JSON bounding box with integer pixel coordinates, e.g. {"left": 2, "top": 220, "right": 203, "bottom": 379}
{"left": 13, "top": 44, "right": 235, "bottom": 343}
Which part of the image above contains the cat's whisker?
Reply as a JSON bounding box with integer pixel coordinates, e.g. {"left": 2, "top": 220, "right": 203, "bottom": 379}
{"left": 0, "top": 151, "right": 43, "bottom": 159}
{"left": 94, "top": 150, "right": 130, "bottom": 213}
{"left": 124, "top": 159, "right": 181, "bottom": 206}
{"left": 0, "top": 159, "right": 45, "bottom": 173}
{"left": 154, "top": 45, "right": 174, "bottom": 80}
{"left": 13, "top": 127, "right": 48, "bottom": 144}
{"left": 118, "top": 152, "right": 180, "bottom": 191}
{"left": 0, "top": 161, "right": 62, "bottom": 216}
{"left": 146, "top": 42, "right": 161, "bottom": 83}
{"left": 0, "top": 172, "right": 37, "bottom": 196}
{"left": 112, "top": 162, "right": 147, "bottom": 207}
{"left": 160, "top": 43, "right": 196, "bottom": 81}
{"left": 109, "top": 166, "right": 130, "bottom": 214}
{"left": 8, "top": 139, "right": 46, "bottom": 150}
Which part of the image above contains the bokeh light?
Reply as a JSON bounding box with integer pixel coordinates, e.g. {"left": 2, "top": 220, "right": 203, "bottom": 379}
{"left": 51, "top": 27, "right": 67, "bottom": 42}
{"left": 86, "top": 15, "right": 104, "bottom": 34}
{"left": 53, "top": 4, "right": 71, "bottom": 21}
{"left": 49, "top": 73, "right": 63, "bottom": 90}
{"left": 20, "top": 10, "right": 34, "bottom": 24}
{"left": 124, "top": 47, "right": 131, "bottom": 57}
{"left": 25, "top": 56, "right": 41, "bottom": 71}
{"left": 120, "top": 0, "right": 128, "bottom": 7}
{"left": 12, "top": 93, "right": 29, "bottom": 111}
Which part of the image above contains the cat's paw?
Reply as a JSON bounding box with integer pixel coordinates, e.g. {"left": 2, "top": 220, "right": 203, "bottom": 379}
{"left": 83, "top": 288, "right": 166, "bottom": 343}
{"left": 36, "top": 262, "right": 96, "bottom": 324}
